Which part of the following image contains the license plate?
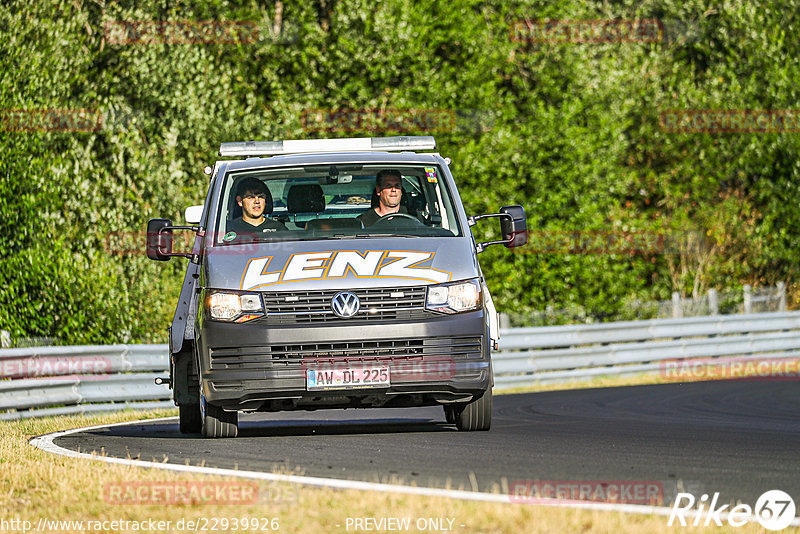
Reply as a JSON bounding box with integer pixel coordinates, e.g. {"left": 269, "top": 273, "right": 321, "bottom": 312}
{"left": 306, "top": 366, "right": 390, "bottom": 390}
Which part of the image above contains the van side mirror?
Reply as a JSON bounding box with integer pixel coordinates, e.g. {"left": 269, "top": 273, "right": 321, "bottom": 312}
{"left": 146, "top": 219, "right": 173, "bottom": 261}
{"left": 468, "top": 205, "right": 527, "bottom": 253}
{"left": 146, "top": 219, "right": 197, "bottom": 261}
{"left": 499, "top": 205, "right": 527, "bottom": 248}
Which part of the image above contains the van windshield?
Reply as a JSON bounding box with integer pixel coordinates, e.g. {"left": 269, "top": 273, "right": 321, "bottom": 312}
{"left": 215, "top": 164, "right": 462, "bottom": 243}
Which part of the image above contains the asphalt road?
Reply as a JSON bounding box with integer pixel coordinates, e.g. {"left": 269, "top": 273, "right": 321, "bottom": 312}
{"left": 54, "top": 380, "right": 800, "bottom": 506}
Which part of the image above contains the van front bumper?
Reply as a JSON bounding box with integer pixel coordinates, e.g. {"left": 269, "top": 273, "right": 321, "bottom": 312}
{"left": 196, "top": 310, "right": 491, "bottom": 411}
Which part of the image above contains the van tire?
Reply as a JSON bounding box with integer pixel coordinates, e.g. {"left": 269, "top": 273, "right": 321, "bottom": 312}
{"left": 200, "top": 398, "right": 239, "bottom": 438}
{"left": 179, "top": 403, "right": 201, "bottom": 434}
{"left": 454, "top": 388, "right": 492, "bottom": 431}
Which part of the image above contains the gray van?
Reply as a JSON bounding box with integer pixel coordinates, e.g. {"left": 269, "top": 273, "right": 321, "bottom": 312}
{"left": 147, "top": 136, "right": 526, "bottom": 437}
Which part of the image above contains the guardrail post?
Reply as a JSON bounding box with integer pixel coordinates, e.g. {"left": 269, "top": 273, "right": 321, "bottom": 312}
{"left": 499, "top": 313, "right": 510, "bottom": 329}
{"left": 743, "top": 285, "right": 752, "bottom": 314}
{"left": 708, "top": 289, "right": 718, "bottom": 315}
{"left": 672, "top": 292, "right": 682, "bottom": 318}
{"left": 777, "top": 282, "right": 786, "bottom": 311}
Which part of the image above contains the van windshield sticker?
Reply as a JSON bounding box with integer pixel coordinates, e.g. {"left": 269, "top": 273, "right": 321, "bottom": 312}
{"left": 425, "top": 167, "right": 438, "bottom": 183}
{"left": 240, "top": 250, "right": 451, "bottom": 290}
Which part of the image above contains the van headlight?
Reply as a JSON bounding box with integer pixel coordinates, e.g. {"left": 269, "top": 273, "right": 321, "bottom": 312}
{"left": 205, "top": 291, "right": 264, "bottom": 322}
{"left": 425, "top": 279, "right": 482, "bottom": 314}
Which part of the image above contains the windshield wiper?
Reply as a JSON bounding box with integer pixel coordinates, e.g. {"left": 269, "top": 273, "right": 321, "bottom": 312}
{"left": 235, "top": 234, "right": 422, "bottom": 242}
{"left": 314, "top": 234, "right": 419, "bottom": 239}
{"left": 362, "top": 233, "right": 418, "bottom": 238}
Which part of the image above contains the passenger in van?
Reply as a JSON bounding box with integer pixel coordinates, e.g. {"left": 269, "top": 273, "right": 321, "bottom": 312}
{"left": 357, "top": 169, "right": 417, "bottom": 227}
{"left": 227, "top": 177, "right": 287, "bottom": 237}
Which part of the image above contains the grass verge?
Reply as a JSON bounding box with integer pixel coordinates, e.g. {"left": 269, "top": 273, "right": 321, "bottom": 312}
{"left": 495, "top": 372, "right": 671, "bottom": 395}
{"left": 6, "top": 408, "right": 781, "bottom": 533}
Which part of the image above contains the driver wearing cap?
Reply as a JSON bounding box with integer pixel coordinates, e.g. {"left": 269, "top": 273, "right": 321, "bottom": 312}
{"left": 357, "top": 169, "right": 412, "bottom": 227}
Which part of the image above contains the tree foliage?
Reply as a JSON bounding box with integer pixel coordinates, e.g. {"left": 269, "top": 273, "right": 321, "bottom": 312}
{"left": 1, "top": 0, "right": 798, "bottom": 342}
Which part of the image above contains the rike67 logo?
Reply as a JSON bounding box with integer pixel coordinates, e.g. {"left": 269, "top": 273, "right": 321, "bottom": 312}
{"left": 669, "top": 490, "right": 797, "bottom": 530}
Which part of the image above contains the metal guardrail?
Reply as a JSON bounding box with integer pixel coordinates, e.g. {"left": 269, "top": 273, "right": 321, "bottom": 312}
{"left": 1, "top": 311, "right": 799, "bottom": 418}
{"left": 0, "top": 345, "right": 171, "bottom": 420}
{"left": 493, "top": 311, "right": 800, "bottom": 389}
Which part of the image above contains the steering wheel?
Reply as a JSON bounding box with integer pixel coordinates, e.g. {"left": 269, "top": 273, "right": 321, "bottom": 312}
{"left": 374, "top": 213, "right": 422, "bottom": 224}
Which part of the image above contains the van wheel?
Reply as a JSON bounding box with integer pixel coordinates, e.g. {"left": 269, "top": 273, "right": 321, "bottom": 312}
{"left": 454, "top": 389, "right": 492, "bottom": 431}
{"left": 200, "top": 396, "right": 238, "bottom": 438}
{"left": 179, "top": 403, "right": 201, "bottom": 434}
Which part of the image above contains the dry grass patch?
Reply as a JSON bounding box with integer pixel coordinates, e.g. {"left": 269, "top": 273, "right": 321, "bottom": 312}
{"left": 495, "top": 372, "right": 676, "bottom": 395}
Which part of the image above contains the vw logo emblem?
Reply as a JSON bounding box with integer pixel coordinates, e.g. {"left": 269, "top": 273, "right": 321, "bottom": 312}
{"left": 331, "top": 291, "right": 361, "bottom": 318}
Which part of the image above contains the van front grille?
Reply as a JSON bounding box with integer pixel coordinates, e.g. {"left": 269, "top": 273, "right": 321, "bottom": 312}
{"left": 261, "top": 286, "right": 428, "bottom": 324}
{"left": 209, "top": 337, "right": 483, "bottom": 370}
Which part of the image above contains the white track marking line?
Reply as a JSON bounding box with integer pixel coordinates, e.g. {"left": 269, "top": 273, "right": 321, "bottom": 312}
{"left": 30, "top": 416, "right": 799, "bottom": 526}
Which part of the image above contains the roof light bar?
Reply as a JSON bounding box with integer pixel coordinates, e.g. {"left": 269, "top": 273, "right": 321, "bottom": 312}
{"left": 218, "top": 136, "right": 436, "bottom": 157}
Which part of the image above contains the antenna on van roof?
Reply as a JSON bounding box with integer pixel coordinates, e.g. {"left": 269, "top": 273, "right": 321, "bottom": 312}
{"left": 218, "top": 136, "right": 436, "bottom": 157}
